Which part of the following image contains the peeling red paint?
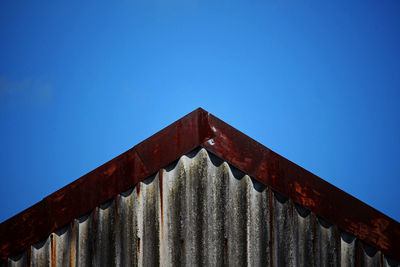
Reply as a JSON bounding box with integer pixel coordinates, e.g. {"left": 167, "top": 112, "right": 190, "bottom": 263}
{"left": 0, "top": 108, "right": 399, "bottom": 261}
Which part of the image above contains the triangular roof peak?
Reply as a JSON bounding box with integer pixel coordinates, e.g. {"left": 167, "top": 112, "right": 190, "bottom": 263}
{"left": 1, "top": 108, "right": 399, "bottom": 261}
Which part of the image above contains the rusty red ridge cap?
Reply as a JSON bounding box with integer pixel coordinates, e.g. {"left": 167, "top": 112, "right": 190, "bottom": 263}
{"left": 1, "top": 108, "right": 399, "bottom": 261}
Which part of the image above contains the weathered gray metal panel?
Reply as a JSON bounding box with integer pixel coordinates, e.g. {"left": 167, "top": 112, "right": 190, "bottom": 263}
{"left": 246, "top": 177, "right": 269, "bottom": 266}
{"left": 31, "top": 236, "right": 50, "bottom": 267}
{"left": 53, "top": 225, "right": 72, "bottom": 267}
{"left": 138, "top": 173, "right": 161, "bottom": 267}
{"left": 272, "top": 192, "right": 295, "bottom": 266}
{"left": 117, "top": 188, "right": 139, "bottom": 266}
{"left": 4, "top": 148, "right": 399, "bottom": 266}
{"left": 315, "top": 218, "right": 340, "bottom": 266}
{"left": 94, "top": 201, "right": 117, "bottom": 267}
{"left": 76, "top": 213, "right": 93, "bottom": 267}
{"left": 341, "top": 232, "right": 356, "bottom": 267}
{"left": 8, "top": 252, "right": 27, "bottom": 267}
{"left": 362, "top": 243, "right": 383, "bottom": 267}
{"left": 294, "top": 204, "right": 315, "bottom": 266}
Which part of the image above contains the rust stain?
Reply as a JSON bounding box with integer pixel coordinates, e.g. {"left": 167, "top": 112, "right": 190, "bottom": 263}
{"left": 293, "top": 181, "right": 316, "bottom": 208}
{"left": 69, "top": 222, "right": 76, "bottom": 267}
{"left": 344, "top": 218, "right": 391, "bottom": 251}
{"left": 103, "top": 165, "right": 117, "bottom": 176}
{"left": 51, "top": 234, "right": 56, "bottom": 267}
{"left": 344, "top": 219, "right": 369, "bottom": 239}
{"left": 136, "top": 183, "right": 141, "bottom": 197}
{"left": 370, "top": 218, "right": 391, "bottom": 250}
{"left": 371, "top": 218, "right": 389, "bottom": 230}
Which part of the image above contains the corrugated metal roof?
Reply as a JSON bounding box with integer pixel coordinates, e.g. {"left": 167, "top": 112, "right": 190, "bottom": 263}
{"left": 1, "top": 108, "right": 399, "bottom": 265}
{"left": 3, "top": 149, "right": 398, "bottom": 266}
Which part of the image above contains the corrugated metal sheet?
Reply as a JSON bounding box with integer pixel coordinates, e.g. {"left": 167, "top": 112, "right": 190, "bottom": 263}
{"left": 3, "top": 148, "right": 399, "bottom": 266}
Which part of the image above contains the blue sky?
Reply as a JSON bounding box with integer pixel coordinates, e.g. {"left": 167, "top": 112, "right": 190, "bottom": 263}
{"left": 0, "top": 1, "right": 399, "bottom": 223}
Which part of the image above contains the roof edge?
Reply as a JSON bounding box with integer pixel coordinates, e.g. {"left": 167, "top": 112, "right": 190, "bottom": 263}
{"left": 1, "top": 108, "right": 399, "bottom": 261}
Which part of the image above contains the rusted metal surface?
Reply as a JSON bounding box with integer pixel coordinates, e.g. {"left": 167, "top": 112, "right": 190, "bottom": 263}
{"left": 0, "top": 108, "right": 213, "bottom": 260}
{"left": 202, "top": 112, "right": 400, "bottom": 261}
{"left": 0, "top": 108, "right": 399, "bottom": 263}
{"left": 3, "top": 149, "right": 398, "bottom": 266}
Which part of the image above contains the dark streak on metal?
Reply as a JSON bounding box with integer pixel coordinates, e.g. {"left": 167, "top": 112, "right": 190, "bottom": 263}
{"left": 355, "top": 239, "right": 363, "bottom": 267}
{"left": 91, "top": 207, "right": 98, "bottom": 266}
{"left": 137, "top": 237, "right": 141, "bottom": 260}
{"left": 114, "top": 195, "right": 119, "bottom": 222}
{"left": 181, "top": 239, "right": 185, "bottom": 265}
{"left": 334, "top": 225, "right": 341, "bottom": 266}
{"left": 159, "top": 169, "right": 164, "bottom": 232}
{"left": 114, "top": 194, "right": 120, "bottom": 260}
{"left": 268, "top": 189, "right": 274, "bottom": 267}
{"left": 290, "top": 199, "right": 294, "bottom": 225}
{"left": 1, "top": 107, "right": 400, "bottom": 262}
{"left": 224, "top": 238, "right": 228, "bottom": 265}
{"left": 312, "top": 213, "right": 317, "bottom": 266}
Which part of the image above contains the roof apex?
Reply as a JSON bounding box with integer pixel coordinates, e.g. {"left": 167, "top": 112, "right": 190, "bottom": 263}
{"left": 1, "top": 108, "right": 399, "bottom": 261}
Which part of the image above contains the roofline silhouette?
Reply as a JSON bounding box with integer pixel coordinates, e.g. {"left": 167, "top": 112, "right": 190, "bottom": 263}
{"left": 1, "top": 108, "right": 399, "bottom": 261}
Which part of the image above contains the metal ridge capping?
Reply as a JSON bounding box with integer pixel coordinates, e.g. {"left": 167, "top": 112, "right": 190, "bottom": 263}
{"left": 0, "top": 107, "right": 399, "bottom": 261}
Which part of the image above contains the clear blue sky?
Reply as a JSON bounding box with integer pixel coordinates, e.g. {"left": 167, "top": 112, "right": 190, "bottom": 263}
{"left": 0, "top": 0, "right": 399, "bottom": 223}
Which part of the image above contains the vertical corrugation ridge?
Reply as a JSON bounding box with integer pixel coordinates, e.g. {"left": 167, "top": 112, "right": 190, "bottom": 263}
{"left": 315, "top": 217, "right": 339, "bottom": 266}
{"left": 362, "top": 242, "right": 382, "bottom": 267}
{"left": 69, "top": 220, "right": 76, "bottom": 267}
{"left": 54, "top": 224, "right": 72, "bottom": 267}
{"left": 8, "top": 251, "right": 27, "bottom": 267}
{"left": 268, "top": 188, "right": 274, "bottom": 267}
{"left": 5, "top": 147, "right": 397, "bottom": 267}
{"left": 341, "top": 231, "right": 356, "bottom": 267}
{"left": 93, "top": 200, "right": 116, "bottom": 267}
{"left": 293, "top": 204, "right": 314, "bottom": 266}
{"left": 246, "top": 177, "right": 269, "bottom": 267}
{"left": 31, "top": 236, "right": 50, "bottom": 267}
{"left": 204, "top": 151, "right": 226, "bottom": 266}
{"left": 75, "top": 212, "right": 93, "bottom": 267}
{"left": 272, "top": 191, "right": 295, "bottom": 266}
{"left": 138, "top": 173, "right": 160, "bottom": 267}
{"left": 161, "top": 157, "right": 186, "bottom": 266}
{"left": 225, "top": 162, "right": 248, "bottom": 266}
{"left": 182, "top": 149, "right": 208, "bottom": 266}
{"left": 384, "top": 255, "right": 400, "bottom": 267}
{"left": 117, "top": 187, "right": 138, "bottom": 266}
{"left": 114, "top": 195, "right": 120, "bottom": 267}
